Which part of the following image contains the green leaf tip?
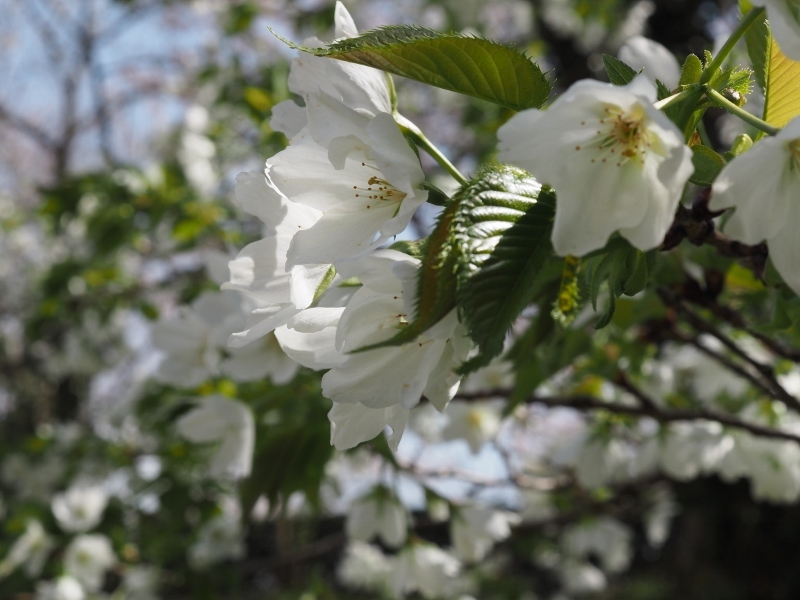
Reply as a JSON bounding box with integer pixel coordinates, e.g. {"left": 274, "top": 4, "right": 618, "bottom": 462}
{"left": 273, "top": 24, "right": 551, "bottom": 111}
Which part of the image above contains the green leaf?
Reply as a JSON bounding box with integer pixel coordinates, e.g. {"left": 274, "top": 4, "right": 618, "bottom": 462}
{"left": 602, "top": 54, "right": 638, "bottom": 86}
{"left": 551, "top": 255, "right": 582, "bottom": 326}
{"left": 690, "top": 145, "right": 727, "bottom": 186}
{"left": 763, "top": 36, "right": 800, "bottom": 127}
{"left": 585, "top": 238, "right": 651, "bottom": 329}
{"left": 455, "top": 168, "right": 556, "bottom": 372}
{"left": 742, "top": 0, "right": 771, "bottom": 93}
{"left": 679, "top": 54, "right": 703, "bottom": 87}
{"left": 355, "top": 166, "right": 555, "bottom": 372}
{"left": 274, "top": 25, "right": 551, "bottom": 110}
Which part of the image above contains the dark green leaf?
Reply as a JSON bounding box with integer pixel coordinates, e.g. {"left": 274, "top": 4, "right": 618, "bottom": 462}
{"left": 741, "top": 0, "right": 770, "bottom": 93}
{"left": 585, "top": 238, "right": 651, "bottom": 329}
{"left": 455, "top": 168, "right": 556, "bottom": 372}
{"left": 602, "top": 54, "right": 638, "bottom": 86}
{"left": 274, "top": 25, "right": 551, "bottom": 110}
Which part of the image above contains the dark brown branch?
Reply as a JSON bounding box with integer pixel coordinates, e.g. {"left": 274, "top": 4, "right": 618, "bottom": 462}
{"left": 662, "top": 203, "right": 768, "bottom": 277}
{"left": 455, "top": 391, "right": 800, "bottom": 445}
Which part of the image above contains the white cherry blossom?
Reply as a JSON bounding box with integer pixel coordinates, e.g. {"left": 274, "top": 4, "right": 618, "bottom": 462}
{"left": 498, "top": 76, "right": 693, "bottom": 256}
{"left": 710, "top": 116, "right": 800, "bottom": 295}
{"left": 176, "top": 395, "right": 255, "bottom": 479}
{"left": 51, "top": 481, "right": 109, "bottom": 533}
{"left": 63, "top": 534, "right": 116, "bottom": 592}
{"left": 268, "top": 101, "right": 428, "bottom": 267}
{"left": 389, "top": 543, "right": 464, "bottom": 599}
{"left": 276, "top": 249, "right": 471, "bottom": 450}
{"left": 346, "top": 488, "right": 409, "bottom": 548}
{"left": 35, "top": 576, "right": 86, "bottom": 600}
{"left": 441, "top": 400, "right": 503, "bottom": 454}
{"left": 337, "top": 541, "right": 392, "bottom": 593}
{"left": 450, "top": 505, "right": 520, "bottom": 562}
{"left": 0, "top": 519, "right": 54, "bottom": 579}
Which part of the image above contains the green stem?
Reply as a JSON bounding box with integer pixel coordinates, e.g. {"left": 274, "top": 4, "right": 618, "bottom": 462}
{"left": 395, "top": 113, "right": 467, "bottom": 185}
{"left": 653, "top": 88, "right": 698, "bottom": 111}
{"left": 706, "top": 88, "right": 779, "bottom": 136}
{"left": 699, "top": 6, "right": 765, "bottom": 85}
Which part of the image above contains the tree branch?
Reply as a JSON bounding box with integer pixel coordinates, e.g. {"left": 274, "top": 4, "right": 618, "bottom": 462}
{"left": 455, "top": 391, "right": 800, "bottom": 445}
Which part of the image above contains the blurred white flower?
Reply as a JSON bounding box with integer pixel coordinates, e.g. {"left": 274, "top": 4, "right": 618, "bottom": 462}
{"left": 121, "top": 565, "right": 160, "bottom": 600}
{"left": 188, "top": 515, "right": 245, "bottom": 569}
{"left": 559, "top": 561, "right": 607, "bottom": 595}
{"left": 0, "top": 519, "right": 54, "bottom": 579}
{"left": 618, "top": 36, "right": 681, "bottom": 88}
{"left": 51, "top": 482, "right": 109, "bottom": 533}
{"left": 64, "top": 534, "right": 116, "bottom": 592}
{"left": 337, "top": 541, "right": 392, "bottom": 593}
{"left": 441, "top": 400, "right": 503, "bottom": 454}
{"left": 178, "top": 105, "right": 217, "bottom": 197}
{"left": 498, "top": 76, "right": 693, "bottom": 256}
{"left": 176, "top": 395, "right": 255, "bottom": 479}
{"left": 562, "top": 517, "right": 633, "bottom": 573}
{"left": 660, "top": 421, "right": 732, "bottom": 480}
{"left": 346, "top": 488, "right": 409, "bottom": 548}
{"left": 451, "top": 505, "right": 520, "bottom": 562}
{"left": 710, "top": 116, "right": 800, "bottom": 295}
{"left": 390, "top": 543, "right": 464, "bottom": 599}
{"left": 35, "top": 576, "right": 86, "bottom": 600}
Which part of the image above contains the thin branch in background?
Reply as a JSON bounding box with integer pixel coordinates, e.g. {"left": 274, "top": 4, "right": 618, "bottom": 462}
{"left": 698, "top": 299, "right": 800, "bottom": 363}
{"left": 614, "top": 369, "right": 660, "bottom": 411}
{"left": 455, "top": 391, "right": 800, "bottom": 445}
{"left": 659, "top": 287, "right": 800, "bottom": 413}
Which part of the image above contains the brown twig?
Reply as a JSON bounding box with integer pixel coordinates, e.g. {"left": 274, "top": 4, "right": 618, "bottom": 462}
{"left": 455, "top": 391, "right": 800, "bottom": 445}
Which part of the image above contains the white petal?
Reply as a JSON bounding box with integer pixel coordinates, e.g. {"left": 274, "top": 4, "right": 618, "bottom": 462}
{"left": 329, "top": 403, "right": 410, "bottom": 451}
{"left": 269, "top": 100, "right": 307, "bottom": 140}
{"left": 618, "top": 36, "right": 681, "bottom": 89}
{"left": 275, "top": 323, "right": 344, "bottom": 370}
{"left": 334, "top": 1, "right": 359, "bottom": 39}
{"left": 767, "top": 199, "right": 800, "bottom": 296}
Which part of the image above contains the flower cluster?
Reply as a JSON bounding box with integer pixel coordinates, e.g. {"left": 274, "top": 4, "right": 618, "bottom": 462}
{"left": 223, "top": 2, "right": 469, "bottom": 451}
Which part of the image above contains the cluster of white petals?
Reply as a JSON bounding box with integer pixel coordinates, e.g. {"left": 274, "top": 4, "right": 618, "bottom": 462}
{"left": 277, "top": 250, "right": 470, "bottom": 450}
{"left": 222, "top": 3, "right": 470, "bottom": 451}
{"left": 152, "top": 289, "right": 298, "bottom": 386}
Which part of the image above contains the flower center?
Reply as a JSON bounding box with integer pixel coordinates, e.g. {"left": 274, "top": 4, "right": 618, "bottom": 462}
{"left": 576, "top": 104, "right": 652, "bottom": 168}
{"left": 352, "top": 163, "right": 407, "bottom": 210}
